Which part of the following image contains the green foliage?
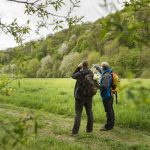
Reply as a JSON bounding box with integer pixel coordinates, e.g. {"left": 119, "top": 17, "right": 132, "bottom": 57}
{"left": 0, "top": 0, "right": 150, "bottom": 78}
{"left": 0, "top": 78, "right": 150, "bottom": 149}
{"left": 0, "top": 78, "right": 149, "bottom": 132}
{"left": 36, "top": 68, "right": 47, "bottom": 78}
{"left": 0, "top": 74, "right": 12, "bottom": 90}
{"left": 88, "top": 51, "right": 100, "bottom": 66}
{"left": 0, "top": 53, "right": 11, "bottom": 65}
{"left": 103, "top": 37, "right": 120, "bottom": 56}
{"left": 100, "top": 0, "right": 150, "bottom": 49}
{"left": 113, "top": 47, "right": 140, "bottom": 77}
{"left": 58, "top": 43, "right": 68, "bottom": 54}
{"left": 1, "top": 0, "right": 83, "bottom": 43}
{"left": 0, "top": 18, "right": 30, "bottom": 43}
{"left": 59, "top": 52, "right": 81, "bottom": 77}
{"left": 140, "top": 70, "right": 150, "bottom": 79}
{"left": 0, "top": 111, "right": 38, "bottom": 149}
{"left": 41, "top": 55, "right": 52, "bottom": 69}
{"left": 0, "top": 73, "right": 22, "bottom": 96}
{"left": 25, "top": 59, "right": 41, "bottom": 78}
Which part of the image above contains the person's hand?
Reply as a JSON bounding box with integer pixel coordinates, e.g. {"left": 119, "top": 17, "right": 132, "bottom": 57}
{"left": 94, "top": 64, "right": 100, "bottom": 70}
{"left": 78, "top": 62, "right": 82, "bottom": 68}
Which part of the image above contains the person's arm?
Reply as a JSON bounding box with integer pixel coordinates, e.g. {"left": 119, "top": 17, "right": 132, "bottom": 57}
{"left": 71, "top": 67, "right": 82, "bottom": 79}
{"left": 94, "top": 65, "right": 102, "bottom": 74}
{"left": 100, "top": 74, "right": 112, "bottom": 91}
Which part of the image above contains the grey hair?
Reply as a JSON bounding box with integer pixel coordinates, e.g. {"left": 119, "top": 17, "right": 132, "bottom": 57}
{"left": 101, "top": 61, "right": 110, "bottom": 69}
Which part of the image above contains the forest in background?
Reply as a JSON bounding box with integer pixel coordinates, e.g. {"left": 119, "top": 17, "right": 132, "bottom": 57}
{"left": 0, "top": 1, "right": 149, "bottom": 78}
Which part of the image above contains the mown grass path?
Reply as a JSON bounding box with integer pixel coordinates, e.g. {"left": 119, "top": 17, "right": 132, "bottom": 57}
{"left": 0, "top": 104, "right": 150, "bottom": 150}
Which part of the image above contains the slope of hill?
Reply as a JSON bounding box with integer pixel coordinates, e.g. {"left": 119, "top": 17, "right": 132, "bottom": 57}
{"left": 0, "top": 0, "right": 149, "bottom": 78}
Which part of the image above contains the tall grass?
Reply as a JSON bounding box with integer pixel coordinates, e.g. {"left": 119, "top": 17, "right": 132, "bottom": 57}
{"left": 0, "top": 78, "right": 149, "bottom": 132}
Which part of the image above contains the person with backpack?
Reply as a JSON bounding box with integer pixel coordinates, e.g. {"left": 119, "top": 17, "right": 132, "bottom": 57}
{"left": 71, "top": 60, "right": 95, "bottom": 135}
{"left": 95, "top": 62, "right": 115, "bottom": 131}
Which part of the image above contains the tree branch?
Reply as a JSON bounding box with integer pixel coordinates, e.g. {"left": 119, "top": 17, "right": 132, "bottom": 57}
{"left": 7, "top": 0, "right": 41, "bottom": 5}
{"left": 4, "top": 0, "right": 83, "bottom": 43}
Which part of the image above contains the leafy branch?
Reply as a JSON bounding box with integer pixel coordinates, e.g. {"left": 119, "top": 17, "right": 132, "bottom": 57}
{"left": 99, "top": 0, "right": 150, "bottom": 48}
{"left": 0, "top": 0, "right": 83, "bottom": 44}
{"left": 0, "top": 19, "right": 30, "bottom": 44}
{"left": 0, "top": 111, "right": 38, "bottom": 149}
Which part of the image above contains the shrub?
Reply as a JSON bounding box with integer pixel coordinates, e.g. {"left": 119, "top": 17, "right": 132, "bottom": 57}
{"left": 26, "top": 59, "right": 41, "bottom": 77}
{"left": 88, "top": 51, "right": 100, "bottom": 66}
{"left": 36, "top": 68, "right": 47, "bottom": 78}
{"left": 140, "top": 70, "right": 150, "bottom": 79}
{"left": 59, "top": 52, "right": 81, "bottom": 77}
{"left": 58, "top": 43, "right": 68, "bottom": 54}
{"left": 41, "top": 55, "right": 52, "bottom": 69}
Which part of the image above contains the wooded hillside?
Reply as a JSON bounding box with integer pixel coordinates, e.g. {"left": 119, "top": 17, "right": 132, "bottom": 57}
{"left": 0, "top": 0, "right": 149, "bottom": 78}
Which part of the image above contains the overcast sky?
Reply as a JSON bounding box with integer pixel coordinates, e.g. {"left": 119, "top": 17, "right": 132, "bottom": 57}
{"left": 0, "top": 0, "right": 125, "bottom": 50}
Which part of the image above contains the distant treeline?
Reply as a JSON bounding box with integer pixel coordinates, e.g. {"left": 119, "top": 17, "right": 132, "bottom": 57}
{"left": 0, "top": 1, "right": 149, "bottom": 78}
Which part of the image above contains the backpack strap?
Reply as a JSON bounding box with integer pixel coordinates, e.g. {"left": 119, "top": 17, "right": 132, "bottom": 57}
{"left": 115, "top": 91, "right": 118, "bottom": 104}
{"left": 111, "top": 90, "right": 118, "bottom": 104}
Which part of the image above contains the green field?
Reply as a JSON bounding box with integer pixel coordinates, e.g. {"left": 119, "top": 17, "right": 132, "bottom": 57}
{"left": 0, "top": 78, "right": 150, "bottom": 150}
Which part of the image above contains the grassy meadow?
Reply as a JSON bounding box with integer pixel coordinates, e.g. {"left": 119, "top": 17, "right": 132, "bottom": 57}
{"left": 0, "top": 78, "right": 150, "bottom": 150}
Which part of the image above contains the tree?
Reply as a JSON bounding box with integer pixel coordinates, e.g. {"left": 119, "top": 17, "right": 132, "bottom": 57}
{"left": 10, "top": 64, "right": 18, "bottom": 74}
{"left": 88, "top": 51, "right": 100, "bottom": 67}
{"left": 59, "top": 52, "right": 81, "bottom": 77}
{"left": 36, "top": 68, "right": 47, "bottom": 78}
{"left": 0, "top": 53, "right": 11, "bottom": 64}
{"left": 41, "top": 55, "right": 52, "bottom": 69}
{"left": 0, "top": 0, "right": 83, "bottom": 44}
{"left": 58, "top": 43, "right": 68, "bottom": 54}
{"left": 99, "top": 0, "right": 150, "bottom": 49}
{"left": 25, "top": 58, "right": 40, "bottom": 77}
{"left": 113, "top": 46, "right": 140, "bottom": 77}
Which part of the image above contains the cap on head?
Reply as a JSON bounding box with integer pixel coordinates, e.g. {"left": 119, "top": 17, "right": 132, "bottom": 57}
{"left": 82, "top": 60, "right": 88, "bottom": 68}
{"left": 101, "top": 61, "right": 110, "bottom": 70}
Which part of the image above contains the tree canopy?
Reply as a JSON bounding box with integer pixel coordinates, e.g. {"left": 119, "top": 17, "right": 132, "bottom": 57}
{"left": 0, "top": 0, "right": 149, "bottom": 78}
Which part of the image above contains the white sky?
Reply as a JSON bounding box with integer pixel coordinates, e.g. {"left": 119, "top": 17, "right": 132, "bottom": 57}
{"left": 0, "top": 0, "right": 125, "bottom": 50}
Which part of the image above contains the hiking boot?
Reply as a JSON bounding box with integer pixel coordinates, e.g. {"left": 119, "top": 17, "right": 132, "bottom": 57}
{"left": 100, "top": 127, "right": 109, "bottom": 131}
{"left": 86, "top": 129, "right": 93, "bottom": 133}
{"left": 100, "top": 126, "right": 113, "bottom": 131}
{"left": 71, "top": 133, "right": 78, "bottom": 137}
